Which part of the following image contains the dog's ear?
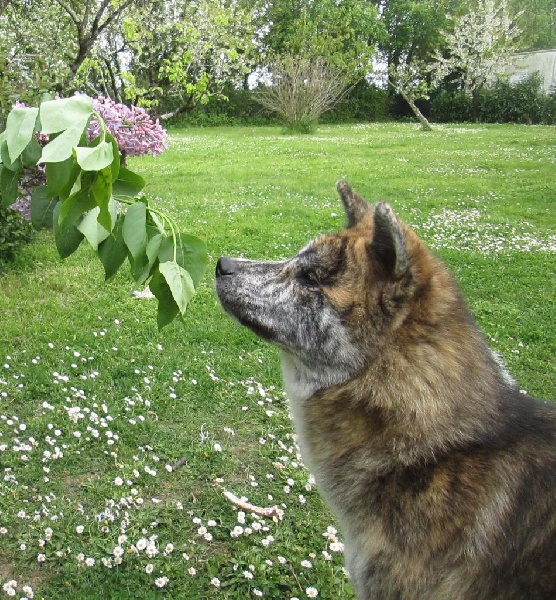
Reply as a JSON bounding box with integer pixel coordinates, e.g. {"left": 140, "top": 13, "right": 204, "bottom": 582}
{"left": 370, "top": 202, "right": 410, "bottom": 280}
{"left": 336, "top": 180, "right": 371, "bottom": 228}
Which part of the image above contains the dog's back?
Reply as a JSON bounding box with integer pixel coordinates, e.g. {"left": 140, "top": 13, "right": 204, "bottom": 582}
{"left": 216, "top": 181, "right": 556, "bottom": 599}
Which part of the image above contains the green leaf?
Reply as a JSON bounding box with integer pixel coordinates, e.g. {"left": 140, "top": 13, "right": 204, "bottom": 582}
{"left": 112, "top": 167, "right": 146, "bottom": 200}
{"left": 129, "top": 251, "right": 151, "bottom": 284}
{"left": 77, "top": 206, "right": 112, "bottom": 250}
{"left": 149, "top": 268, "right": 180, "bottom": 330}
{"left": 31, "top": 185, "right": 57, "bottom": 229}
{"left": 159, "top": 260, "right": 195, "bottom": 315}
{"left": 0, "top": 164, "right": 20, "bottom": 207}
{"left": 57, "top": 160, "right": 82, "bottom": 201}
{"left": 53, "top": 201, "right": 84, "bottom": 258}
{"left": 159, "top": 234, "right": 208, "bottom": 288}
{"left": 46, "top": 157, "right": 75, "bottom": 199}
{"left": 91, "top": 167, "right": 113, "bottom": 232}
{"left": 129, "top": 222, "right": 165, "bottom": 286}
{"left": 149, "top": 211, "right": 166, "bottom": 235}
{"left": 107, "top": 134, "right": 120, "bottom": 182}
{"left": 21, "top": 136, "right": 42, "bottom": 167}
{"left": 40, "top": 120, "right": 90, "bottom": 163}
{"left": 75, "top": 141, "right": 114, "bottom": 171}
{"left": 39, "top": 96, "right": 93, "bottom": 134}
{"left": 57, "top": 172, "right": 97, "bottom": 231}
{"left": 122, "top": 201, "right": 148, "bottom": 259}
{"left": 98, "top": 216, "right": 128, "bottom": 281}
{"left": 5, "top": 106, "right": 39, "bottom": 163}
{"left": 146, "top": 233, "right": 164, "bottom": 265}
{"left": 0, "top": 140, "right": 22, "bottom": 171}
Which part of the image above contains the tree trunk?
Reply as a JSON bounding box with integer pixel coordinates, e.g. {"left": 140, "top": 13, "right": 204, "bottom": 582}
{"left": 471, "top": 89, "right": 480, "bottom": 122}
{"left": 400, "top": 90, "right": 433, "bottom": 131}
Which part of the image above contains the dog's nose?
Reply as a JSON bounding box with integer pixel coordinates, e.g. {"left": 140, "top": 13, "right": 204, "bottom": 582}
{"left": 216, "top": 257, "right": 236, "bottom": 277}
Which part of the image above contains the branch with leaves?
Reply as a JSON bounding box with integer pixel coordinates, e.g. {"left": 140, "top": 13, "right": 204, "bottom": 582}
{"left": 0, "top": 95, "right": 207, "bottom": 329}
{"left": 52, "top": 0, "right": 141, "bottom": 77}
{"left": 389, "top": 60, "right": 434, "bottom": 131}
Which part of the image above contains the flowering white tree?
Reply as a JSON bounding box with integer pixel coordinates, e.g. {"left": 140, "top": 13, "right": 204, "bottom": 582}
{"left": 433, "top": 0, "right": 522, "bottom": 116}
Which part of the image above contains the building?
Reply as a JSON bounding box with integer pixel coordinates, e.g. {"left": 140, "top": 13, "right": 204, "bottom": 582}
{"left": 505, "top": 49, "right": 556, "bottom": 93}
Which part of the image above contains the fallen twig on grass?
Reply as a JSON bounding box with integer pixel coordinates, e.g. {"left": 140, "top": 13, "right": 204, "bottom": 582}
{"left": 223, "top": 490, "right": 283, "bottom": 518}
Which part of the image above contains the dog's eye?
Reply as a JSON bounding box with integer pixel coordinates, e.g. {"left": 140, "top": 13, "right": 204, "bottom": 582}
{"left": 296, "top": 269, "right": 319, "bottom": 288}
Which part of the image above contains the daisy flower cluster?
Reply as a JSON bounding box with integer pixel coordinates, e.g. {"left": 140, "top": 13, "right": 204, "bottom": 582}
{"left": 417, "top": 206, "right": 556, "bottom": 254}
{"left": 0, "top": 320, "right": 353, "bottom": 598}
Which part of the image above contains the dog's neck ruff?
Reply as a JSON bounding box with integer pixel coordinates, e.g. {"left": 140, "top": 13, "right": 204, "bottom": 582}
{"left": 280, "top": 351, "right": 355, "bottom": 404}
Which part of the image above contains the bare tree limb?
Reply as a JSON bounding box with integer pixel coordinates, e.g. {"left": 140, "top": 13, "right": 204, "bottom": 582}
{"left": 96, "top": 0, "right": 139, "bottom": 37}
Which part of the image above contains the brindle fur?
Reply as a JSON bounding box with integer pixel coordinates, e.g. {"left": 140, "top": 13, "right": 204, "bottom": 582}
{"left": 215, "top": 181, "right": 556, "bottom": 600}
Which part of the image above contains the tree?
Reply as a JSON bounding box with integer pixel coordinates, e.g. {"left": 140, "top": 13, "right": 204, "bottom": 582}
{"left": 0, "top": 0, "right": 147, "bottom": 103}
{"left": 373, "top": 1, "right": 464, "bottom": 129}
{"left": 254, "top": 54, "right": 352, "bottom": 132}
{"left": 0, "top": 0, "right": 259, "bottom": 116}
{"left": 51, "top": 0, "right": 146, "bottom": 84}
{"left": 510, "top": 0, "right": 556, "bottom": 51}
{"left": 375, "top": 0, "right": 461, "bottom": 84}
{"left": 121, "top": 0, "right": 257, "bottom": 118}
{"left": 0, "top": 1, "right": 73, "bottom": 115}
{"left": 432, "top": 0, "right": 522, "bottom": 118}
{"left": 389, "top": 60, "right": 433, "bottom": 130}
{"left": 254, "top": 0, "right": 380, "bottom": 78}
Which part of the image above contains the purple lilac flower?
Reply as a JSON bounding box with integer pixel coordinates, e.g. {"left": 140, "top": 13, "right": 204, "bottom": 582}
{"left": 88, "top": 96, "right": 168, "bottom": 157}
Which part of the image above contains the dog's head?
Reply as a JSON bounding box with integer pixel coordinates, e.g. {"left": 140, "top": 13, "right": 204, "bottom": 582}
{"left": 215, "top": 180, "right": 443, "bottom": 381}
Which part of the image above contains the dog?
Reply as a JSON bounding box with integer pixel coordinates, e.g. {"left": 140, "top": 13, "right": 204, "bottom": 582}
{"left": 215, "top": 180, "right": 556, "bottom": 599}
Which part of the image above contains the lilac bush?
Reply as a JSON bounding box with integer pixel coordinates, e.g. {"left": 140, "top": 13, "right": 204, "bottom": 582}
{"left": 10, "top": 96, "right": 168, "bottom": 219}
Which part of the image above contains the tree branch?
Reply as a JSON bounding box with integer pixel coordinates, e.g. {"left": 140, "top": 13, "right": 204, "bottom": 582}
{"left": 91, "top": 0, "right": 113, "bottom": 37}
{"left": 97, "top": 0, "right": 138, "bottom": 37}
{"left": 52, "top": 0, "right": 80, "bottom": 28}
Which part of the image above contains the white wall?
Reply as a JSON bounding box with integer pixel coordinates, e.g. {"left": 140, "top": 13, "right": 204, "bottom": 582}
{"left": 504, "top": 50, "right": 556, "bottom": 93}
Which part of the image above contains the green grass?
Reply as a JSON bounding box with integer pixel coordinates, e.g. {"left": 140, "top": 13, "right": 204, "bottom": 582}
{"left": 0, "top": 123, "right": 555, "bottom": 599}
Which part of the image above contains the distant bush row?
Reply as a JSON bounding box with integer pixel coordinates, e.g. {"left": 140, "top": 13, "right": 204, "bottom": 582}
{"left": 431, "top": 73, "right": 556, "bottom": 125}
{"left": 172, "top": 73, "right": 555, "bottom": 127}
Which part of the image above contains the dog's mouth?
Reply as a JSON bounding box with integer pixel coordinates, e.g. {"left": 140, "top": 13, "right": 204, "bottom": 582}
{"left": 216, "top": 280, "right": 276, "bottom": 345}
{"left": 220, "top": 297, "right": 276, "bottom": 343}
{"left": 238, "top": 315, "right": 277, "bottom": 344}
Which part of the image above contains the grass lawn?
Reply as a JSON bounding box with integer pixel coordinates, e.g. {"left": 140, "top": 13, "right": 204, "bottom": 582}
{"left": 0, "top": 122, "right": 555, "bottom": 599}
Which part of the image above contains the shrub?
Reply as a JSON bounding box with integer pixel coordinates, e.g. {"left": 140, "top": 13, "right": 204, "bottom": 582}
{"left": 0, "top": 205, "right": 34, "bottom": 270}
{"left": 541, "top": 89, "right": 556, "bottom": 125}
{"left": 478, "top": 73, "right": 547, "bottom": 124}
{"left": 253, "top": 54, "right": 351, "bottom": 133}
{"left": 431, "top": 73, "right": 554, "bottom": 124}
{"left": 430, "top": 90, "right": 473, "bottom": 123}
{"left": 1, "top": 94, "right": 206, "bottom": 329}
{"left": 10, "top": 96, "right": 169, "bottom": 221}
{"left": 322, "top": 82, "right": 389, "bottom": 123}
